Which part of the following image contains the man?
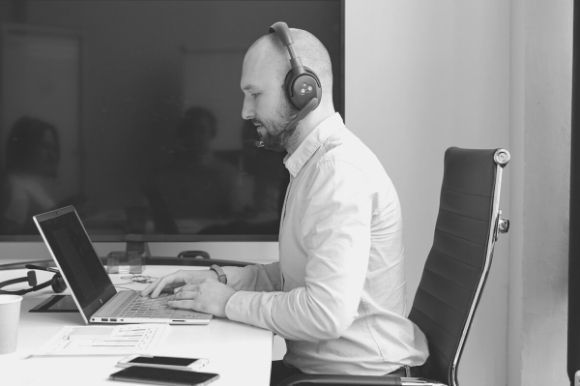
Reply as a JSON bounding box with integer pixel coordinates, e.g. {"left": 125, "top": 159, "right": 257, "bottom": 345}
{"left": 142, "top": 23, "right": 429, "bottom": 384}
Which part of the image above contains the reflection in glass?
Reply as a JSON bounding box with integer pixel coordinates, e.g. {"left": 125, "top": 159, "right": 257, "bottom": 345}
{"left": 0, "top": 0, "right": 342, "bottom": 239}
{"left": 0, "top": 117, "right": 61, "bottom": 233}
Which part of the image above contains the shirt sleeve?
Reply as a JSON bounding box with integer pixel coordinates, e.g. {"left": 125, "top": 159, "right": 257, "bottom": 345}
{"left": 225, "top": 160, "right": 372, "bottom": 341}
{"left": 222, "top": 262, "right": 281, "bottom": 292}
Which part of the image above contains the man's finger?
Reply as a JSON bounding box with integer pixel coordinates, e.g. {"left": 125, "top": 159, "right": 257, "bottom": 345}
{"left": 175, "top": 284, "right": 199, "bottom": 293}
{"left": 149, "top": 276, "right": 173, "bottom": 298}
{"left": 174, "top": 290, "right": 198, "bottom": 300}
{"left": 149, "top": 274, "right": 181, "bottom": 298}
{"left": 140, "top": 278, "right": 163, "bottom": 297}
{"left": 168, "top": 299, "right": 199, "bottom": 310}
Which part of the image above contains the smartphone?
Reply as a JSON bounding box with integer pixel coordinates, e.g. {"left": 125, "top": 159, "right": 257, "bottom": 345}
{"left": 109, "top": 366, "right": 219, "bottom": 386}
{"left": 116, "top": 354, "right": 209, "bottom": 371}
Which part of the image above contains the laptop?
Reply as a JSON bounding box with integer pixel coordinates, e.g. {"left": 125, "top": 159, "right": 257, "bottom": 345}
{"left": 33, "top": 205, "right": 212, "bottom": 325}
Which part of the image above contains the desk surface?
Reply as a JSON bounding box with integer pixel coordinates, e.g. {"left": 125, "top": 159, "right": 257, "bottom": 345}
{"left": 0, "top": 266, "right": 273, "bottom": 386}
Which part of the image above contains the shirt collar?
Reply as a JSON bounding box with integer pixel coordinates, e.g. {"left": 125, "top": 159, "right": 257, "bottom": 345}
{"left": 284, "top": 113, "right": 344, "bottom": 177}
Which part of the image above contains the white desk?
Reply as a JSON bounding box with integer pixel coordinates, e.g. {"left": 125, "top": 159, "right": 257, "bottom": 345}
{"left": 0, "top": 266, "right": 273, "bottom": 386}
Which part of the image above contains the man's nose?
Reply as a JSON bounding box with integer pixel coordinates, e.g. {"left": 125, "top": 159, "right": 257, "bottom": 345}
{"left": 241, "top": 96, "right": 254, "bottom": 120}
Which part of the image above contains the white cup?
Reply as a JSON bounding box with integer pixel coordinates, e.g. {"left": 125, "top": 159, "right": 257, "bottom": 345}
{"left": 0, "top": 294, "right": 23, "bottom": 354}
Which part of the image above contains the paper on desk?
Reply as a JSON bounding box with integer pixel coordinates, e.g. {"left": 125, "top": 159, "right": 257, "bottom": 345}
{"left": 32, "top": 324, "right": 169, "bottom": 357}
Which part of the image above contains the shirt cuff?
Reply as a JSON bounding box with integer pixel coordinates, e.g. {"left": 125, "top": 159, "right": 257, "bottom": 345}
{"left": 221, "top": 266, "right": 252, "bottom": 290}
{"left": 225, "top": 290, "right": 261, "bottom": 326}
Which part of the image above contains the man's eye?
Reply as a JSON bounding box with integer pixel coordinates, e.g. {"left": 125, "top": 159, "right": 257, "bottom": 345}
{"left": 251, "top": 92, "right": 261, "bottom": 98}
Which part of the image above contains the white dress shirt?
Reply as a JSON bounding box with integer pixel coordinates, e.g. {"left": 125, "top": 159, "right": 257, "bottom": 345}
{"left": 223, "top": 113, "right": 429, "bottom": 375}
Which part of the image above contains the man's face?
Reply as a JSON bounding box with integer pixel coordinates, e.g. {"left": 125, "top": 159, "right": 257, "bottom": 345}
{"left": 240, "top": 47, "right": 294, "bottom": 152}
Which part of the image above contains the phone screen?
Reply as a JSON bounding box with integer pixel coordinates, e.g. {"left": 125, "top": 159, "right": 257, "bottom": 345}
{"left": 110, "top": 366, "right": 219, "bottom": 386}
{"left": 129, "top": 355, "right": 198, "bottom": 366}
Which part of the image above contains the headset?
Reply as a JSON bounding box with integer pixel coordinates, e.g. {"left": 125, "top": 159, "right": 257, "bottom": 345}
{"left": 269, "top": 21, "right": 322, "bottom": 111}
{"left": 254, "top": 22, "right": 323, "bottom": 148}
{"left": 0, "top": 264, "right": 66, "bottom": 295}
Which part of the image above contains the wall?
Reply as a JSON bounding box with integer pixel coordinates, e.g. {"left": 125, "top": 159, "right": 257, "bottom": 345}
{"left": 346, "top": 1, "right": 510, "bottom": 384}
{"left": 346, "top": 0, "right": 572, "bottom": 385}
{"left": 509, "top": 0, "right": 572, "bottom": 385}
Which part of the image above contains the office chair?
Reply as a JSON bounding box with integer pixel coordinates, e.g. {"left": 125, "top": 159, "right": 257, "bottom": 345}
{"left": 278, "top": 147, "right": 511, "bottom": 386}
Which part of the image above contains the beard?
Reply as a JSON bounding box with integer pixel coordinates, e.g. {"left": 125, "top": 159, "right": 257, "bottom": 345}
{"left": 254, "top": 103, "right": 296, "bottom": 153}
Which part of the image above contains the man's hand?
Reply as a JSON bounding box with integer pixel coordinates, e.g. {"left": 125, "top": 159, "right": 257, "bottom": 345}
{"left": 140, "top": 269, "right": 217, "bottom": 298}
{"left": 169, "top": 279, "right": 236, "bottom": 318}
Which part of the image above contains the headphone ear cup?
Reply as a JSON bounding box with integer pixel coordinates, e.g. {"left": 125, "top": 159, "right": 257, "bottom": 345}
{"left": 51, "top": 273, "right": 67, "bottom": 293}
{"left": 284, "top": 68, "right": 322, "bottom": 110}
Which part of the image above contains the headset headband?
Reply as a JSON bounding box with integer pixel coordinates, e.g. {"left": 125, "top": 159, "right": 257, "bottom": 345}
{"left": 269, "top": 21, "right": 306, "bottom": 75}
{"left": 268, "top": 21, "right": 322, "bottom": 111}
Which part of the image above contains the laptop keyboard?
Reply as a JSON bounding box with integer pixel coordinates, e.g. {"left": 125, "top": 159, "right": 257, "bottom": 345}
{"left": 107, "top": 291, "right": 207, "bottom": 319}
{"left": 119, "top": 295, "right": 176, "bottom": 317}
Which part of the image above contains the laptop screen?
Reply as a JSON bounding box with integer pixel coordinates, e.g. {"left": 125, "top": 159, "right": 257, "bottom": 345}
{"left": 33, "top": 206, "right": 117, "bottom": 322}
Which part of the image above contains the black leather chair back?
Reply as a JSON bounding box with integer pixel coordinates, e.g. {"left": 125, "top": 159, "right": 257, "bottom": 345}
{"left": 408, "top": 147, "right": 509, "bottom": 386}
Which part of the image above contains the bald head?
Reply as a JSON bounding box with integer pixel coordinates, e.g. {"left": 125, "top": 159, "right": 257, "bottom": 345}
{"left": 240, "top": 25, "right": 336, "bottom": 152}
{"left": 241, "top": 27, "right": 334, "bottom": 109}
